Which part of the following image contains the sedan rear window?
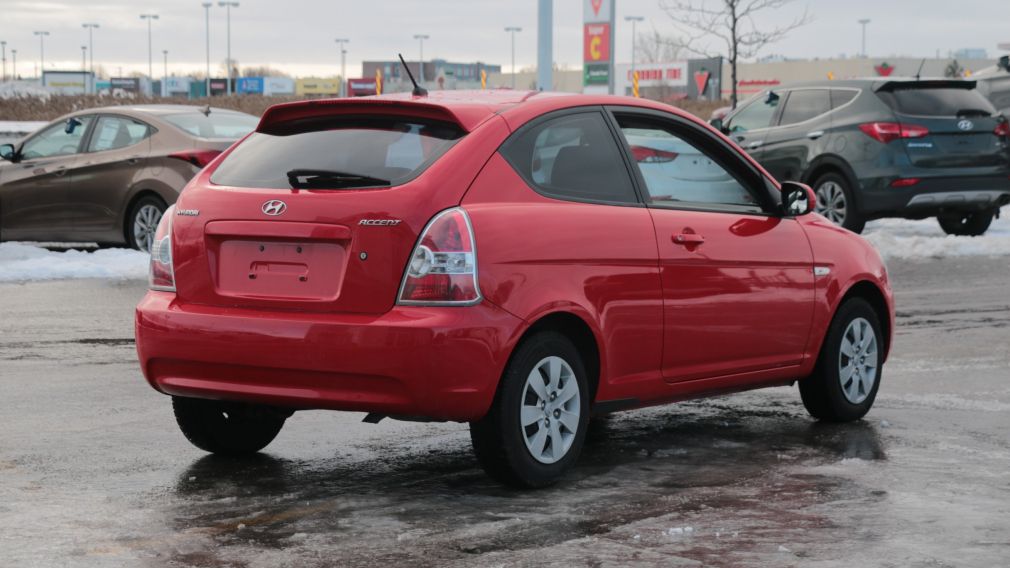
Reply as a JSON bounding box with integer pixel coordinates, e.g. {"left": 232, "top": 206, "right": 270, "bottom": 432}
{"left": 162, "top": 111, "right": 259, "bottom": 139}
{"left": 210, "top": 117, "right": 464, "bottom": 190}
{"left": 877, "top": 87, "right": 996, "bottom": 117}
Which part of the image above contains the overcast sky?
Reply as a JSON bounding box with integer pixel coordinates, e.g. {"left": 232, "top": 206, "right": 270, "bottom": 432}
{"left": 2, "top": 0, "right": 1008, "bottom": 78}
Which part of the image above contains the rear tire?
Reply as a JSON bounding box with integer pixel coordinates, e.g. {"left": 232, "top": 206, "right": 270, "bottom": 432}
{"left": 126, "top": 195, "right": 167, "bottom": 252}
{"left": 799, "top": 298, "right": 883, "bottom": 422}
{"left": 813, "top": 172, "right": 865, "bottom": 234}
{"left": 173, "top": 397, "right": 287, "bottom": 455}
{"left": 937, "top": 209, "right": 995, "bottom": 236}
{"left": 470, "top": 331, "right": 590, "bottom": 488}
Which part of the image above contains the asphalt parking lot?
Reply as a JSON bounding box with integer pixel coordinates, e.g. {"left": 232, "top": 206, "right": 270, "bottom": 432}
{"left": 1, "top": 253, "right": 1009, "bottom": 567}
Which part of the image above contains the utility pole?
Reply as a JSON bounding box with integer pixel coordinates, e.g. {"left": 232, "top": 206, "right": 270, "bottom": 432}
{"left": 140, "top": 13, "right": 159, "bottom": 87}
{"left": 858, "top": 19, "right": 871, "bottom": 58}
{"left": 33, "top": 31, "right": 49, "bottom": 80}
{"left": 625, "top": 16, "right": 644, "bottom": 74}
{"left": 1, "top": 41, "right": 6, "bottom": 82}
{"left": 218, "top": 2, "right": 239, "bottom": 95}
{"left": 335, "top": 38, "right": 349, "bottom": 97}
{"left": 81, "top": 45, "right": 87, "bottom": 92}
{"left": 163, "top": 49, "right": 168, "bottom": 97}
{"left": 202, "top": 3, "right": 212, "bottom": 97}
{"left": 413, "top": 34, "right": 429, "bottom": 84}
{"left": 82, "top": 24, "right": 100, "bottom": 94}
{"left": 537, "top": 0, "right": 552, "bottom": 91}
{"left": 504, "top": 27, "right": 522, "bottom": 90}
{"left": 11, "top": 49, "right": 16, "bottom": 80}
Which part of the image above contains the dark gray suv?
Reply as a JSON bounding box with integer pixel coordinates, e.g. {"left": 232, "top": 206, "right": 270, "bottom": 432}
{"left": 714, "top": 79, "right": 1010, "bottom": 235}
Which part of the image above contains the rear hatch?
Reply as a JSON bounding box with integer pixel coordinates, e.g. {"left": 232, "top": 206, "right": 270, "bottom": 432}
{"left": 170, "top": 100, "right": 506, "bottom": 314}
{"left": 876, "top": 80, "right": 1009, "bottom": 168}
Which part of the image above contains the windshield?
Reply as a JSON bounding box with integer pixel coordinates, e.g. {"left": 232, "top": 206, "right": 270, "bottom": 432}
{"left": 162, "top": 111, "right": 259, "bottom": 139}
{"left": 877, "top": 87, "right": 996, "bottom": 117}
{"left": 209, "top": 117, "right": 465, "bottom": 190}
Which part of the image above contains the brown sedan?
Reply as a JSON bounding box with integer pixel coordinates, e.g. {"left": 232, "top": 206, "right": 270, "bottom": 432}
{"left": 0, "top": 105, "right": 259, "bottom": 251}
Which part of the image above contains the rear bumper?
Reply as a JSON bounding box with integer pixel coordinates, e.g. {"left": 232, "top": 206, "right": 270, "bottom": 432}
{"left": 858, "top": 175, "right": 1010, "bottom": 217}
{"left": 135, "top": 292, "right": 523, "bottom": 421}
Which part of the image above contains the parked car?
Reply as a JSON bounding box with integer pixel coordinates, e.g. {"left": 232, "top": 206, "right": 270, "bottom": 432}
{"left": 0, "top": 105, "right": 259, "bottom": 251}
{"left": 711, "top": 79, "right": 1010, "bottom": 234}
{"left": 135, "top": 91, "right": 894, "bottom": 488}
{"left": 974, "top": 55, "right": 1010, "bottom": 116}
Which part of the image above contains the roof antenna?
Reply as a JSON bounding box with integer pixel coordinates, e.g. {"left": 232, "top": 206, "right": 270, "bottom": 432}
{"left": 915, "top": 58, "right": 926, "bottom": 80}
{"left": 398, "top": 53, "right": 428, "bottom": 97}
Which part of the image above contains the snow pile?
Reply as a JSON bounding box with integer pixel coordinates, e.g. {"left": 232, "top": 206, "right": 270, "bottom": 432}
{"left": 0, "top": 121, "right": 48, "bottom": 136}
{"left": 0, "top": 81, "right": 54, "bottom": 101}
{"left": 863, "top": 211, "right": 1010, "bottom": 260}
{"left": 0, "top": 242, "right": 148, "bottom": 283}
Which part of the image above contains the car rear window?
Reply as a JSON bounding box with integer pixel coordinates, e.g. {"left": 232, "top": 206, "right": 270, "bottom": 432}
{"left": 162, "top": 111, "right": 259, "bottom": 139}
{"left": 209, "top": 117, "right": 465, "bottom": 190}
{"left": 877, "top": 87, "right": 996, "bottom": 117}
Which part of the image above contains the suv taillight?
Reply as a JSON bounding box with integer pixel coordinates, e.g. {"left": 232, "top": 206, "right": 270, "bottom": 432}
{"left": 995, "top": 121, "right": 1010, "bottom": 137}
{"left": 397, "top": 207, "right": 480, "bottom": 306}
{"left": 858, "top": 122, "right": 929, "bottom": 144}
{"left": 149, "top": 205, "right": 175, "bottom": 292}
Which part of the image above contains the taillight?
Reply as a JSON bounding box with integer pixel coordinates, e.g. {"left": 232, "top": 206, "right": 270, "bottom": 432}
{"left": 149, "top": 205, "right": 175, "bottom": 292}
{"left": 858, "top": 122, "right": 929, "bottom": 144}
{"left": 994, "top": 121, "right": 1010, "bottom": 137}
{"left": 890, "top": 178, "right": 921, "bottom": 188}
{"left": 630, "top": 145, "right": 679, "bottom": 163}
{"left": 397, "top": 207, "right": 480, "bottom": 306}
{"left": 168, "top": 149, "right": 222, "bottom": 168}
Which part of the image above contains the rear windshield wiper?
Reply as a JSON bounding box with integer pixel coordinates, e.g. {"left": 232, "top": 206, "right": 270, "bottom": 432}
{"left": 955, "top": 108, "right": 992, "bottom": 117}
{"left": 286, "top": 169, "right": 391, "bottom": 189}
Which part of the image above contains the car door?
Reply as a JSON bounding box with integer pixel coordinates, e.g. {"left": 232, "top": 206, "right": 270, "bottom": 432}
{"left": 759, "top": 88, "right": 833, "bottom": 182}
{"left": 722, "top": 89, "right": 782, "bottom": 159}
{"left": 608, "top": 107, "right": 815, "bottom": 383}
{"left": 0, "top": 116, "right": 93, "bottom": 241}
{"left": 70, "top": 114, "right": 153, "bottom": 237}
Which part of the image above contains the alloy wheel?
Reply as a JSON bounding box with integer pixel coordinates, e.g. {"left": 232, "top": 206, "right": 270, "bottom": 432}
{"left": 838, "top": 317, "right": 878, "bottom": 404}
{"left": 520, "top": 356, "right": 581, "bottom": 464}
{"left": 133, "top": 204, "right": 163, "bottom": 253}
{"left": 815, "top": 181, "right": 847, "bottom": 226}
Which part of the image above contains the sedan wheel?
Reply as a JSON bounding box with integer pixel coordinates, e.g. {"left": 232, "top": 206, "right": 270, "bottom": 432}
{"left": 520, "top": 356, "right": 581, "bottom": 465}
{"left": 127, "top": 196, "right": 167, "bottom": 252}
{"left": 838, "top": 317, "right": 878, "bottom": 405}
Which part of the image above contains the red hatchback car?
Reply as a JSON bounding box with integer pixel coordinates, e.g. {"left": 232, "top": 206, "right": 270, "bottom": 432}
{"left": 135, "top": 91, "right": 894, "bottom": 487}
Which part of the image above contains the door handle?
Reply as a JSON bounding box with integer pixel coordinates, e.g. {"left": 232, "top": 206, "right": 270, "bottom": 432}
{"left": 52, "top": 167, "right": 68, "bottom": 177}
{"left": 746, "top": 141, "right": 763, "bottom": 150}
{"left": 807, "top": 130, "right": 825, "bottom": 140}
{"left": 124, "top": 156, "right": 141, "bottom": 165}
{"left": 672, "top": 233, "right": 705, "bottom": 246}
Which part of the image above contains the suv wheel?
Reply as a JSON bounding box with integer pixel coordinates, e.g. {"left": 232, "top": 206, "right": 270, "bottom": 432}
{"left": 173, "top": 396, "right": 287, "bottom": 455}
{"left": 799, "top": 298, "right": 883, "bottom": 422}
{"left": 813, "top": 173, "right": 865, "bottom": 234}
{"left": 937, "top": 209, "right": 995, "bottom": 236}
{"left": 470, "top": 331, "right": 590, "bottom": 488}
{"left": 127, "top": 195, "right": 167, "bottom": 252}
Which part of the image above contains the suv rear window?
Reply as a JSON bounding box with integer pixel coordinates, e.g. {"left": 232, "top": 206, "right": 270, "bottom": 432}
{"left": 162, "top": 111, "right": 259, "bottom": 139}
{"left": 210, "top": 117, "right": 464, "bottom": 189}
{"left": 877, "top": 87, "right": 996, "bottom": 117}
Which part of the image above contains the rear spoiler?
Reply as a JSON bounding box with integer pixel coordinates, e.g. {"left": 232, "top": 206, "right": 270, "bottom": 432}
{"left": 875, "top": 79, "right": 977, "bottom": 92}
{"left": 257, "top": 98, "right": 496, "bottom": 133}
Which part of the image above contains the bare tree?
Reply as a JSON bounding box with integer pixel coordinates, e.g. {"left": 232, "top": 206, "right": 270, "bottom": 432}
{"left": 660, "top": 0, "right": 809, "bottom": 107}
{"left": 635, "top": 28, "right": 683, "bottom": 64}
{"left": 241, "top": 65, "right": 290, "bottom": 78}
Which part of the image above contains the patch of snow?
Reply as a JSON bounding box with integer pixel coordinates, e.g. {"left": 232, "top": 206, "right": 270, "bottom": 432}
{"left": 778, "top": 545, "right": 791, "bottom": 553}
{"left": 0, "top": 120, "right": 48, "bottom": 135}
{"left": 0, "top": 81, "right": 55, "bottom": 100}
{"left": 0, "top": 242, "right": 148, "bottom": 283}
{"left": 879, "top": 393, "right": 1010, "bottom": 413}
{"left": 863, "top": 211, "right": 1010, "bottom": 260}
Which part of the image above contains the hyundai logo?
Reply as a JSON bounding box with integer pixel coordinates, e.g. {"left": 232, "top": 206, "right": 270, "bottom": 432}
{"left": 957, "top": 119, "right": 974, "bottom": 131}
{"left": 262, "top": 200, "right": 287, "bottom": 216}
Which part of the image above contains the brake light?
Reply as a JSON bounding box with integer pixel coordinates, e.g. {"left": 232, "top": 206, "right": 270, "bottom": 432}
{"left": 168, "top": 149, "right": 222, "bottom": 168}
{"left": 397, "top": 208, "right": 480, "bottom": 305}
{"left": 995, "top": 121, "right": 1010, "bottom": 137}
{"left": 149, "top": 205, "right": 175, "bottom": 292}
{"left": 858, "top": 122, "right": 929, "bottom": 144}
{"left": 890, "top": 178, "right": 921, "bottom": 188}
{"left": 630, "top": 145, "right": 679, "bottom": 163}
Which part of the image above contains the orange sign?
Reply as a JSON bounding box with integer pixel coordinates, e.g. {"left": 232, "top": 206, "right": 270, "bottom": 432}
{"left": 583, "top": 23, "right": 611, "bottom": 62}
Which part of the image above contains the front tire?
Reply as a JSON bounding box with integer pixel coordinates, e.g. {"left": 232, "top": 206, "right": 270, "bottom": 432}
{"left": 470, "top": 332, "right": 590, "bottom": 488}
{"left": 173, "top": 397, "right": 287, "bottom": 455}
{"left": 127, "top": 195, "right": 167, "bottom": 252}
{"left": 813, "top": 172, "right": 865, "bottom": 234}
{"left": 799, "top": 298, "right": 884, "bottom": 422}
{"left": 937, "top": 209, "right": 994, "bottom": 236}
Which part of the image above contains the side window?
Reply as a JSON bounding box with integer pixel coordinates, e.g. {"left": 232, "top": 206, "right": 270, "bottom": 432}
{"left": 779, "top": 89, "right": 831, "bottom": 126}
{"left": 727, "top": 91, "right": 780, "bottom": 132}
{"left": 501, "top": 112, "right": 638, "bottom": 204}
{"left": 831, "top": 89, "right": 858, "bottom": 109}
{"left": 20, "top": 116, "right": 93, "bottom": 160}
{"left": 616, "top": 115, "right": 762, "bottom": 210}
{"left": 88, "top": 116, "right": 151, "bottom": 152}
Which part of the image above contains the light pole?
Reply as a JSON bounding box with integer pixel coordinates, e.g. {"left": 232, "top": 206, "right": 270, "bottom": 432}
{"left": 163, "top": 49, "right": 168, "bottom": 97}
{"left": 11, "top": 49, "right": 16, "bottom": 80}
{"left": 218, "top": 2, "right": 239, "bottom": 95}
{"left": 413, "top": 34, "right": 429, "bottom": 84}
{"left": 140, "top": 13, "right": 159, "bottom": 86}
{"left": 82, "top": 23, "right": 99, "bottom": 94}
{"left": 335, "top": 38, "right": 349, "bottom": 97}
{"left": 1, "top": 41, "right": 6, "bottom": 82}
{"left": 202, "top": 3, "right": 212, "bottom": 97}
{"left": 625, "top": 16, "right": 644, "bottom": 74}
{"left": 33, "top": 31, "right": 49, "bottom": 80}
{"left": 81, "top": 45, "right": 87, "bottom": 92}
{"left": 858, "top": 19, "right": 871, "bottom": 58}
{"left": 504, "top": 27, "right": 522, "bottom": 90}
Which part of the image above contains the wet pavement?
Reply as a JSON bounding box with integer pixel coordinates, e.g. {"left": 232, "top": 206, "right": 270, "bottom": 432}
{"left": 1, "top": 256, "right": 1009, "bottom": 567}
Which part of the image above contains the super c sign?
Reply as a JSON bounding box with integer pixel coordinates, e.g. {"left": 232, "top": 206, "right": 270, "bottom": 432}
{"left": 583, "top": 0, "right": 614, "bottom": 91}
{"left": 584, "top": 23, "right": 611, "bottom": 62}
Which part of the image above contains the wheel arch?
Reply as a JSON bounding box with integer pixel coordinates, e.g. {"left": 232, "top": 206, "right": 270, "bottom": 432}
{"left": 121, "top": 189, "right": 169, "bottom": 244}
{"left": 513, "top": 311, "right": 602, "bottom": 404}
{"left": 803, "top": 155, "right": 862, "bottom": 210}
{"left": 837, "top": 279, "right": 892, "bottom": 357}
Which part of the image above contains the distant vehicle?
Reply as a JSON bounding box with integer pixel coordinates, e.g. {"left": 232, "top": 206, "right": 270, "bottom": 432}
{"left": 711, "top": 79, "right": 1010, "bottom": 235}
{"left": 973, "top": 55, "right": 1010, "bottom": 116}
{"left": 0, "top": 105, "right": 259, "bottom": 251}
{"left": 135, "top": 90, "right": 894, "bottom": 488}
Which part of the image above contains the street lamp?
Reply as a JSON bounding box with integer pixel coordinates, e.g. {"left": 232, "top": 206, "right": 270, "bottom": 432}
{"left": 81, "top": 45, "right": 87, "bottom": 93}
{"left": 202, "top": 3, "right": 212, "bottom": 97}
{"left": 625, "top": 16, "right": 644, "bottom": 74}
{"left": 11, "top": 49, "right": 16, "bottom": 80}
{"left": 218, "top": 2, "right": 239, "bottom": 95}
{"left": 335, "top": 38, "right": 349, "bottom": 97}
{"left": 82, "top": 23, "right": 99, "bottom": 94}
{"left": 1, "top": 41, "right": 6, "bottom": 82}
{"left": 504, "top": 27, "right": 522, "bottom": 90}
{"left": 163, "top": 50, "right": 169, "bottom": 97}
{"left": 33, "top": 31, "right": 49, "bottom": 80}
{"left": 858, "top": 19, "right": 871, "bottom": 58}
{"left": 413, "top": 34, "right": 429, "bottom": 84}
{"left": 139, "top": 14, "right": 159, "bottom": 84}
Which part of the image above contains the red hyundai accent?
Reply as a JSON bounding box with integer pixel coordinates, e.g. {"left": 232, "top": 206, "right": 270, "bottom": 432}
{"left": 135, "top": 90, "right": 894, "bottom": 487}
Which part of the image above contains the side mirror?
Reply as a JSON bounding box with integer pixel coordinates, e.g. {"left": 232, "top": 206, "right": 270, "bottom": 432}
{"left": 0, "top": 143, "right": 15, "bottom": 162}
{"left": 709, "top": 117, "right": 723, "bottom": 131}
{"left": 65, "top": 118, "right": 83, "bottom": 135}
{"left": 781, "top": 181, "right": 816, "bottom": 216}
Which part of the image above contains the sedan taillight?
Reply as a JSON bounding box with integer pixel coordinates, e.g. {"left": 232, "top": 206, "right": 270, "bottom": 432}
{"left": 149, "top": 205, "right": 175, "bottom": 292}
{"left": 858, "top": 122, "right": 929, "bottom": 144}
{"left": 397, "top": 208, "right": 480, "bottom": 306}
{"left": 994, "top": 121, "right": 1010, "bottom": 137}
{"left": 168, "top": 149, "right": 222, "bottom": 168}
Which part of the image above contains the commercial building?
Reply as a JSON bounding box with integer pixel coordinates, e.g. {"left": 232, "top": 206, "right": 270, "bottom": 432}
{"left": 362, "top": 59, "right": 501, "bottom": 91}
